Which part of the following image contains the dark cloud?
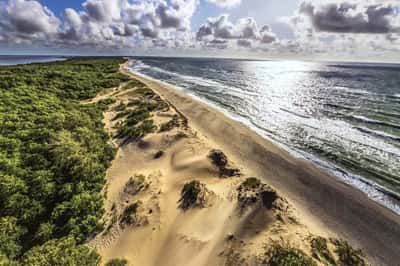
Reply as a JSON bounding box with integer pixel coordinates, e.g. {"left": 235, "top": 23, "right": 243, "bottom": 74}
{"left": 237, "top": 39, "right": 252, "bottom": 47}
{"left": 196, "top": 24, "right": 212, "bottom": 40}
{"left": 300, "top": 1, "right": 399, "bottom": 34}
{"left": 156, "top": 3, "right": 185, "bottom": 29}
{"left": 206, "top": 38, "right": 228, "bottom": 49}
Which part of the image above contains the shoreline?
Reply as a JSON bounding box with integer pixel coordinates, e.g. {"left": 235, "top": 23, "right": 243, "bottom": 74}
{"left": 121, "top": 62, "right": 400, "bottom": 265}
{"left": 129, "top": 60, "right": 400, "bottom": 215}
{"left": 127, "top": 60, "right": 400, "bottom": 213}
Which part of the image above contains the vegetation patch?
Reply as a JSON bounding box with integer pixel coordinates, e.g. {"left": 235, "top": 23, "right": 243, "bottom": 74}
{"left": 159, "top": 113, "right": 187, "bottom": 132}
{"left": 224, "top": 247, "right": 246, "bottom": 266}
{"left": 121, "top": 79, "right": 143, "bottom": 90}
{"left": 261, "top": 242, "right": 316, "bottom": 266}
{"left": 124, "top": 174, "right": 149, "bottom": 196}
{"left": 237, "top": 177, "right": 278, "bottom": 210}
{"left": 0, "top": 58, "right": 127, "bottom": 264}
{"left": 117, "top": 119, "right": 157, "bottom": 140}
{"left": 331, "top": 239, "right": 366, "bottom": 266}
{"left": 208, "top": 149, "right": 240, "bottom": 177}
{"left": 159, "top": 115, "right": 181, "bottom": 132}
{"left": 178, "top": 180, "right": 213, "bottom": 210}
{"left": 114, "top": 102, "right": 127, "bottom": 112}
{"left": 97, "top": 98, "right": 116, "bottom": 108}
{"left": 310, "top": 236, "right": 335, "bottom": 265}
{"left": 119, "top": 201, "right": 147, "bottom": 227}
{"left": 105, "top": 258, "right": 128, "bottom": 266}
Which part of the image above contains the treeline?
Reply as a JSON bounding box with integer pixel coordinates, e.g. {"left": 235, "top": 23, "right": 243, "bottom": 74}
{"left": 0, "top": 58, "right": 129, "bottom": 265}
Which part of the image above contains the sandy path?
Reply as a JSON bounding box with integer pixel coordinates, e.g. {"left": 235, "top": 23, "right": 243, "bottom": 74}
{"left": 121, "top": 64, "right": 400, "bottom": 265}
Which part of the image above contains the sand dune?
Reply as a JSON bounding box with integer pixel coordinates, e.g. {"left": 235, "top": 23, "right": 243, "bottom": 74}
{"left": 87, "top": 63, "right": 400, "bottom": 265}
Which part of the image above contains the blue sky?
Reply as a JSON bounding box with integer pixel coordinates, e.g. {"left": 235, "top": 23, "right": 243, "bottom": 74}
{"left": 0, "top": 0, "right": 400, "bottom": 62}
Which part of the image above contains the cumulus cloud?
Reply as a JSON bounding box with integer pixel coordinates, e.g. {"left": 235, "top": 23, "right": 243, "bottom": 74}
{"left": 196, "top": 14, "right": 277, "bottom": 49}
{"left": 205, "top": 0, "right": 241, "bottom": 8}
{"left": 275, "top": 1, "right": 400, "bottom": 59}
{"left": 0, "top": 0, "right": 59, "bottom": 43}
{"left": 260, "top": 25, "right": 277, "bottom": 43}
{"left": 83, "top": 0, "right": 123, "bottom": 23}
{"left": 298, "top": 1, "right": 400, "bottom": 34}
{"left": 1, "top": 0, "right": 399, "bottom": 59}
{"left": 0, "top": 0, "right": 198, "bottom": 49}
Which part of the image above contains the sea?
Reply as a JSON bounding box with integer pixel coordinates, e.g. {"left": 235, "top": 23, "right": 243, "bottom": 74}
{"left": 128, "top": 57, "right": 400, "bottom": 214}
{"left": 0, "top": 55, "right": 66, "bottom": 66}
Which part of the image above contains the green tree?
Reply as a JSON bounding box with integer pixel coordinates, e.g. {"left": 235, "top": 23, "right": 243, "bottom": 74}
{"left": 0, "top": 216, "right": 25, "bottom": 260}
{"left": 22, "top": 237, "right": 100, "bottom": 266}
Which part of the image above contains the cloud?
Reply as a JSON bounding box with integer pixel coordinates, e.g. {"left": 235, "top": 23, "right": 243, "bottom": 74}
{"left": 260, "top": 25, "right": 277, "bottom": 43}
{"left": 196, "top": 14, "right": 277, "bottom": 49}
{"left": 1, "top": 0, "right": 399, "bottom": 59}
{"left": 0, "top": 0, "right": 59, "bottom": 43}
{"left": 205, "top": 0, "right": 241, "bottom": 8}
{"left": 155, "top": 0, "right": 197, "bottom": 30}
{"left": 56, "top": 0, "right": 198, "bottom": 49}
{"left": 83, "top": 0, "right": 122, "bottom": 23}
{"left": 299, "top": 1, "right": 400, "bottom": 33}
{"left": 237, "top": 39, "right": 252, "bottom": 47}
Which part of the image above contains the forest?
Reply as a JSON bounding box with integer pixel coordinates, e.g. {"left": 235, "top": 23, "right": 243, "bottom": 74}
{"left": 0, "top": 58, "right": 129, "bottom": 265}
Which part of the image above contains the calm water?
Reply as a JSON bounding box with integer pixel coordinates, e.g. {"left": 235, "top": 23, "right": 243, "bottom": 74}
{"left": 128, "top": 57, "right": 400, "bottom": 213}
{"left": 0, "top": 55, "right": 66, "bottom": 66}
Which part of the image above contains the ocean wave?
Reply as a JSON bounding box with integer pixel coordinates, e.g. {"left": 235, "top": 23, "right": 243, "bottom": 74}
{"left": 355, "top": 126, "right": 400, "bottom": 141}
{"left": 132, "top": 60, "right": 259, "bottom": 98}
{"left": 352, "top": 115, "right": 400, "bottom": 129}
{"left": 333, "top": 86, "right": 371, "bottom": 95}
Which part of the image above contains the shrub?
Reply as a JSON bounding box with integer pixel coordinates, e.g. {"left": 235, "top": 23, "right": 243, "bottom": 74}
{"left": 134, "top": 87, "right": 156, "bottom": 97}
{"left": 237, "top": 177, "right": 278, "bottom": 210}
{"left": 117, "top": 119, "right": 156, "bottom": 140}
{"left": 159, "top": 115, "right": 180, "bottom": 132}
{"left": 114, "top": 102, "right": 126, "bottom": 112}
{"left": 331, "top": 239, "right": 366, "bottom": 266}
{"left": 209, "top": 149, "right": 228, "bottom": 167}
{"left": 105, "top": 258, "right": 128, "bottom": 266}
{"left": 119, "top": 201, "right": 143, "bottom": 226}
{"left": 97, "top": 98, "right": 116, "bottom": 107}
{"left": 178, "top": 180, "right": 210, "bottom": 210}
{"left": 262, "top": 243, "right": 316, "bottom": 266}
{"left": 208, "top": 150, "right": 240, "bottom": 177}
{"left": 124, "top": 175, "right": 149, "bottom": 196}
{"left": 310, "top": 236, "right": 335, "bottom": 265}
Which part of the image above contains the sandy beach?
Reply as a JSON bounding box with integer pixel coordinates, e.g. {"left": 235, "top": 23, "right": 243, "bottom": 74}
{"left": 88, "top": 62, "right": 400, "bottom": 266}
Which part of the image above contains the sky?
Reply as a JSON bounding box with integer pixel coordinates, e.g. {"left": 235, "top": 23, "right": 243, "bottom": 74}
{"left": 0, "top": 0, "right": 400, "bottom": 62}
